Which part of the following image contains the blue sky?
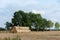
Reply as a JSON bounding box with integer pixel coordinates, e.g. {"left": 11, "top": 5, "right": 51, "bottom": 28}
{"left": 0, "top": 0, "right": 60, "bottom": 28}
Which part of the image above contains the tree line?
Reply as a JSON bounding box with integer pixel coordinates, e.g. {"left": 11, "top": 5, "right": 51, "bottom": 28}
{"left": 5, "top": 10, "right": 60, "bottom": 31}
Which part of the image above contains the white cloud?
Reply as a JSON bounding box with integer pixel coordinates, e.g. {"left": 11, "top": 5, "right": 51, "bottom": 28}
{"left": 31, "top": 10, "right": 45, "bottom": 15}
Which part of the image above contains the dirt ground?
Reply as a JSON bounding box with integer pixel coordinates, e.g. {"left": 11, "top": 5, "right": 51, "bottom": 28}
{"left": 0, "top": 31, "right": 60, "bottom": 40}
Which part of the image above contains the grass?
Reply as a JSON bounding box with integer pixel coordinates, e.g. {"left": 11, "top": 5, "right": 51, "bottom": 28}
{"left": 0, "top": 36, "right": 21, "bottom": 40}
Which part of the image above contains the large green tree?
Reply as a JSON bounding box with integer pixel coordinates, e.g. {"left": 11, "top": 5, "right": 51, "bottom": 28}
{"left": 55, "top": 22, "right": 60, "bottom": 29}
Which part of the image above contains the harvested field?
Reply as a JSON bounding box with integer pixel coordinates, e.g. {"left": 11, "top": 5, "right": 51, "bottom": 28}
{"left": 0, "top": 31, "right": 60, "bottom": 40}
{"left": 20, "top": 31, "right": 60, "bottom": 40}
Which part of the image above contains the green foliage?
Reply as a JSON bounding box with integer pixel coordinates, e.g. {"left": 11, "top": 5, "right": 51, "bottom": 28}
{"left": 5, "top": 22, "right": 12, "bottom": 30}
{"left": 0, "top": 27, "right": 5, "bottom": 31}
{"left": 47, "top": 20, "right": 53, "bottom": 28}
{"left": 40, "top": 19, "right": 48, "bottom": 31}
{"left": 12, "top": 10, "right": 24, "bottom": 26}
{"left": 55, "top": 22, "right": 60, "bottom": 29}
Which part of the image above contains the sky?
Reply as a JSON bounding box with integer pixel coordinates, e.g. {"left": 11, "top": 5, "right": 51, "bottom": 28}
{"left": 0, "top": 0, "right": 60, "bottom": 28}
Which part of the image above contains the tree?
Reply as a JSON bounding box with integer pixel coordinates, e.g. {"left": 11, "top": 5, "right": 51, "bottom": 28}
{"left": 0, "top": 27, "right": 6, "bottom": 31}
{"left": 40, "top": 19, "right": 48, "bottom": 31}
{"left": 55, "top": 22, "right": 60, "bottom": 29}
{"left": 12, "top": 10, "right": 24, "bottom": 26}
{"left": 47, "top": 20, "right": 53, "bottom": 29}
{"left": 12, "top": 10, "right": 32, "bottom": 27}
{"left": 35, "top": 14, "right": 43, "bottom": 31}
{"left": 5, "top": 22, "right": 12, "bottom": 30}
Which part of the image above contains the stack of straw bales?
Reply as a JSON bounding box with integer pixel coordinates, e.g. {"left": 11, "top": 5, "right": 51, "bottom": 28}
{"left": 11, "top": 26, "right": 30, "bottom": 33}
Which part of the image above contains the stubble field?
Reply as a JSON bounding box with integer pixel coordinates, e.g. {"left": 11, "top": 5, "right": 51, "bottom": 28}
{"left": 0, "top": 31, "right": 60, "bottom": 40}
{"left": 20, "top": 31, "right": 60, "bottom": 40}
